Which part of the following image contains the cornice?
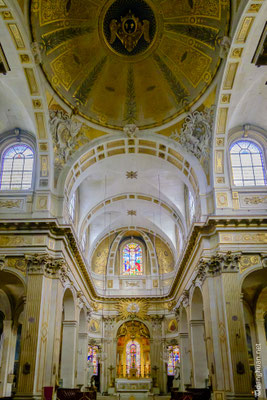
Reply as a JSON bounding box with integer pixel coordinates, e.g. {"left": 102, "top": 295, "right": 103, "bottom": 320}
{"left": 0, "top": 217, "right": 266, "bottom": 305}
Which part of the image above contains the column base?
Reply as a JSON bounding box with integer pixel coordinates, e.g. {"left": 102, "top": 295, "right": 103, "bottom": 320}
{"left": 14, "top": 393, "right": 42, "bottom": 400}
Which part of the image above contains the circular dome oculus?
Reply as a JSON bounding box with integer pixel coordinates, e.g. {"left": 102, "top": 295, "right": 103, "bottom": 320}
{"left": 103, "top": 0, "right": 157, "bottom": 56}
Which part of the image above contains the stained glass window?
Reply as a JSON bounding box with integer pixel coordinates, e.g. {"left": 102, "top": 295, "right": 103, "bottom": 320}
{"left": 0, "top": 144, "right": 34, "bottom": 190}
{"left": 167, "top": 345, "right": 180, "bottom": 376}
{"left": 126, "top": 340, "right": 141, "bottom": 375}
{"left": 122, "top": 242, "right": 143, "bottom": 275}
{"left": 230, "top": 140, "right": 266, "bottom": 186}
{"left": 69, "top": 193, "right": 76, "bottom": 221}
{"left": 88, "top": 345, "right": 98, "bottom": 375}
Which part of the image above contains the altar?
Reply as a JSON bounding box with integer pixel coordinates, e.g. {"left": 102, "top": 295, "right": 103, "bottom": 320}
{"left": 115, "top": 378, "right": 152, "bottom": 392}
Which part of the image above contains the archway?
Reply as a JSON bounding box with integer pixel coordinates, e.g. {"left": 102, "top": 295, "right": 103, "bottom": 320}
{"left": 0, "top": 271, "right": 25, "bottom": 397}
{"left": 116, "top": 321, "right": 150, "bottom": 379}
{"left": 190, "top": 287, "right": 209, "bottom": 388}
{"left": 60, "top": 289, "right": 77, "bottom": 388}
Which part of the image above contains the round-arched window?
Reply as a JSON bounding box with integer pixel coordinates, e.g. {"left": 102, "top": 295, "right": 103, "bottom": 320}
{"left": 122, "top": 242, "right": 143, "bottom": 276}
{"left": 0, "top": 144, "right": 34, "bottom": 190}
{"left": 230, "top": 140, "right": 266, "bottom": 186}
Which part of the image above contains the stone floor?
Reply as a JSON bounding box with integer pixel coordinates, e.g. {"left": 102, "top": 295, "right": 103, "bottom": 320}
{"left": 97, "top": 395, "right": 170, "bottom": 400}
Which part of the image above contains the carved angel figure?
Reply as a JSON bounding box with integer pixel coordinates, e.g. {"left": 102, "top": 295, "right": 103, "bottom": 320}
{"left": 109, "top": 11, "right": 150, "bottom": 53}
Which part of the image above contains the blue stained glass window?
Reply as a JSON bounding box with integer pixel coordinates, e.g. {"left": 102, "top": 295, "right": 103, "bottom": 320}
{"left": 126, "top": 340, "right": 141, "bottom": 375}
{"left": 167, "top": 346, "right": 180, "bottom": 376}
{"left": 230, "top": 141, "right": 266, "bottom": 186}
{"left": 0, "top": 144, "right": 34, "bottom": 190}
{"left": 122, "top": 242, "right": 143, "bottom": 275}
{"left": 88, "top": 345, "right": 98, "bottom": 375}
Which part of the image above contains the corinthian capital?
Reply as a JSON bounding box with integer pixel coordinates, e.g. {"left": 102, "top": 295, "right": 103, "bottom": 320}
{"left": 26, "top": 254, "right": 65, "bottom": 277}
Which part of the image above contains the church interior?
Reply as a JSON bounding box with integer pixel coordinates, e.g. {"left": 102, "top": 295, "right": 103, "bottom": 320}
{"left": 0, "top": 0, "right": 266, "bottom": 400}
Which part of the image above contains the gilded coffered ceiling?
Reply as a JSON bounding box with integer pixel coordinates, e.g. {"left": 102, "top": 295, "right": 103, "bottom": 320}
{"left": 31, "top": 0, "right": 230, "bottom": 130}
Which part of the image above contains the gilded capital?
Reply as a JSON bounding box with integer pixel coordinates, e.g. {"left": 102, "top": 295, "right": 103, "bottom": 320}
{"left": 26, "top": 254, "right": 65, "bottom": 277}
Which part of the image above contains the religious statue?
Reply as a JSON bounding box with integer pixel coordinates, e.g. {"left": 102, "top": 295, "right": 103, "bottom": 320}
{"left": 173, "top": 364, "right": 181, "bottom": 389}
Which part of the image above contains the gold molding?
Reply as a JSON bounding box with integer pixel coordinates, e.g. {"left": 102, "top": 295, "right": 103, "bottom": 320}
{"left": 223, "top": 63, "right": 238, "bottom": 90}
{"left": 236, "top": 17, "right": 254, "bottom": 43}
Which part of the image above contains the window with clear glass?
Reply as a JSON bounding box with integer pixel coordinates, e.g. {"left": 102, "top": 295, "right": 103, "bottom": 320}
{"left": 69, "top": 193, "right": 76, "bottom": 221}
{"left": 230, "top": 140, "right": 266, "bottom": 186}
{"left": 81, "top": 232, "right": 86, "bottom": 252}
{"left": 188, "top": 190, "right": 195, "bottom": 224}
{"left": 0, "top": 144, "right": 34, "bottom": 190}
{"left": 122, "top": 242, "right": 143, "bottom": 275}
{"left": 167, "top": 345, "right": 180, "bottom": 376}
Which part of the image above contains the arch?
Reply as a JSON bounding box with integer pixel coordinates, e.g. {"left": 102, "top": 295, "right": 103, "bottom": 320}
{"left": 0, "top": 143, "right": 35, "bottom": 190}
{"left": 120, "top": 239, "right": 144, "bottom": 276}
{"left": 190, "top": 287, "right": 204, "bottom": 321}
{"left": 62, "top": 288, "right": 76, "bottom": 321}
{"left": 229, "top": 139, "right": 266, "bottom": 187}
{"left": 58, "top": 135, "right": 208, "bottom": 203}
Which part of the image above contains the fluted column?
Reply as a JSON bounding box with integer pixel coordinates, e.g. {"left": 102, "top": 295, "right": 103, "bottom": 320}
{"left": 195, "top": 253, "right": 253, "bottom": 400}
{"left": 16, "top": 255, "right": 64, "bottom": 399}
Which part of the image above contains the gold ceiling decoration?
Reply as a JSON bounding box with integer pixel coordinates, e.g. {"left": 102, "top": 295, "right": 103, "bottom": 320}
{"left": 115, "top": 298, "right": 149, "bottom": 320}
{"left": 31, "top": 0, "right": 230, "bottom": 130}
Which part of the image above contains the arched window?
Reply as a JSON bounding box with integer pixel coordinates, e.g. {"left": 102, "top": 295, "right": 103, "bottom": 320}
{"left": 122, "top": 242, "right": 143, "bottom": 275}
{"left": 0, "top": 144, "right": 34, "bottom": 190}
{"left": 88, "top": 345, "right": 98, "bottom": 375}
{"left": 230, "top": 140, "right": 266, "bottom": 186}
{"left": 126, "top": 340, "right": 141, "bottom": 375}
{"left": 69, "top": 193, "right": 76, "bottom": 221}
{"left": 188, "top": 190, "right": 195, "bottom": 224}
{"left": 167, "top": 345, "right": 180, "bottom": 376}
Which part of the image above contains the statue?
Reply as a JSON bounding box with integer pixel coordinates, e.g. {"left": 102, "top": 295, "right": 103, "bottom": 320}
{"left": 173, "top": 364, "right": 181, "bottom": 389}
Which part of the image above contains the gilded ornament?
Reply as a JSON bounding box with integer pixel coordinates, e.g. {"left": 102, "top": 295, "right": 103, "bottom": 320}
{"left": 244, "top": 196, "right": 267, "bottom": 205}
{"left": 116, "top": 298, "right": 149, "bottom": 320}
{"left": 109, "top": 10, "right": 150, "bottom": 53}
{"left": 239, "top": 255, "right": 260, "bottom": 273}
{"left": 0, "top": 200, "right": 22, "bottom": 208}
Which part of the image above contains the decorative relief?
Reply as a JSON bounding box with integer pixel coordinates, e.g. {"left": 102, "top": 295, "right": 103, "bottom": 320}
{"left": 170, "top": 107, "right": 214, "bottom": 175}
{"left": 26, "top": 254, "right": 65, "bottom": 277}
{"left": 239, "top": 255, "right": 260, "bottom": 273}
{"left": 49, "top": 109, "right": 84, "bottom": 169}
{"left": 240, "top": 195, "right": 267, "bottom": 208}
{"left": 220, "top": 232, "right": 267, "bottom": 244}
{"left": 0, "top": 235, "right": 32, "bottom": 247}
{"left": 216, "top": 192, "right": 228, "bottom": 207}
{"left": 215, "top": 150, "right": 224, "bottom": 173}
{"left": 115, "top": 298, "right": 149, "bottom": 320}
{"left": 0, "top": 199, "right": 22, "bottom": 208}
{"left": 6, "top": 257, "right": 27, "bottom": 275}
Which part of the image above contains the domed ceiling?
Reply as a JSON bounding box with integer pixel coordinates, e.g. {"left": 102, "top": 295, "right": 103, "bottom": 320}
{"left": 31, "top": 0, "right": 230, "bottom": 130}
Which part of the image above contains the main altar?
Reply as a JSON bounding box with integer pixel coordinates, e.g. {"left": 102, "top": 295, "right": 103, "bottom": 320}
{"left": 115, "top": 378, "right": 152, "bottom": 392}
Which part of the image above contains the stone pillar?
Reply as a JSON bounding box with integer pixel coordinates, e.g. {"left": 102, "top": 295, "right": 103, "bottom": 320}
{"left": 255, "top": 319, "right": 267, "bottom": 399}
{"left": 61, "top": 321, "right": 78, "bottom": 388}
{"left": 196, "top": 253, "right": 253, "bottom": 400}
{"left": 150, "top": 316, "right": 164, "bottom": 393}
{"left": 0, "top": 320, "right": 13, "bottom": 397}
{"left": 16, "top": 255, "right": 64, "bottom": 400}
{"left": 178, "top": 332, "right": 191, "bottom": 390}
{"left": 77, "top": 333, "right": 88, "bottom": 388}
{"left": 190, "top": 320, "right": 208, "bottom": 388}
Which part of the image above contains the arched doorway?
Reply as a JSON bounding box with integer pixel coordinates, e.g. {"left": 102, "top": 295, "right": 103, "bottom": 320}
{"left": 0, "top": 271, "right": 25, "bottom": 397}
{"left": 60, "top": 289, "right": 76, "bottom": 388}
{"left": 116, "top": 321, "right": 150, "bottom": 379}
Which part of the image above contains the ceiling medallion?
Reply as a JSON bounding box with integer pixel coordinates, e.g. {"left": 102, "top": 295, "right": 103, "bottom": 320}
{"left": 103, "top": 0, "right": 156, "bottom": 56}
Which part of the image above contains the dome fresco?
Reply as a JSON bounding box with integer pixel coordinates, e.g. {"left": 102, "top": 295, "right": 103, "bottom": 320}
{"left": 31, "top": 0, "right": 230, "bottom": 130}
